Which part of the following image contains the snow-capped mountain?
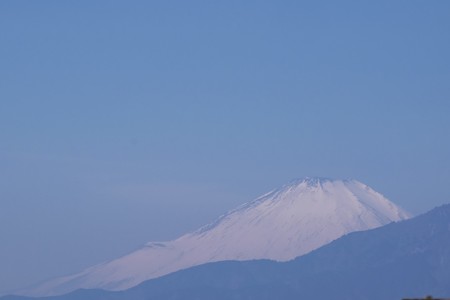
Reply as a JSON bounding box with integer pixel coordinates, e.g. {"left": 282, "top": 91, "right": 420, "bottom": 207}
{"left": 22, "top": 177, "right": 410, "bottom": 296}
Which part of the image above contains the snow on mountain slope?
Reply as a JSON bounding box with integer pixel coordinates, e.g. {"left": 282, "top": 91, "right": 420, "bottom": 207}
{"left": 22, "top": 177, "right": 410, "bottom": 296}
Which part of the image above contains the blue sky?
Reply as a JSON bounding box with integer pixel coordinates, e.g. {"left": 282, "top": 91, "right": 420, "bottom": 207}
{"left": 1, "top": 0, "right": 450, "bottom": 295}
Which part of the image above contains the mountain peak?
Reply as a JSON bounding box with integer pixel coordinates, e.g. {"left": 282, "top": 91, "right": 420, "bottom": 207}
{"left": 292, "top": 176, "right": 333, "bottom": 185}
{"left": 282, "top": 177, "right": 367, "bottom": 191}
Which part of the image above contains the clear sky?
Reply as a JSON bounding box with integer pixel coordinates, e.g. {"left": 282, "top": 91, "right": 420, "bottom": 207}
{"left": 1, "top": 0, "right": 450, "bottom": 295}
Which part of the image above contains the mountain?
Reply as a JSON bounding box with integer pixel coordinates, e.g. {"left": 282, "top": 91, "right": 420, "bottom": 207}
{"left": 18, "top": 177, "right": 410, "bottom": 296}
{"left": 4, "top": 204, "right": 450, "bottom": 300}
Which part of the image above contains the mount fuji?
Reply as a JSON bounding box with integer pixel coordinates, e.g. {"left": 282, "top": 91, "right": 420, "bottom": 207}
{"left": 21, "top": 177, "right": 410, "bottom": 297}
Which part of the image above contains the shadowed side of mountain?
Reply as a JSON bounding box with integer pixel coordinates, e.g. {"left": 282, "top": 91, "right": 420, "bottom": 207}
{"left": 278, "top": 204, "right": 450, "bottom": 299}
